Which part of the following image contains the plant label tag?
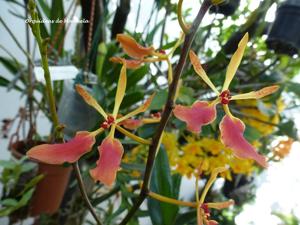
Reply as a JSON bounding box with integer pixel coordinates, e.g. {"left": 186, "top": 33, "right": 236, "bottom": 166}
{"left": 34, "top": 66, "right": 79, "bottom": 82}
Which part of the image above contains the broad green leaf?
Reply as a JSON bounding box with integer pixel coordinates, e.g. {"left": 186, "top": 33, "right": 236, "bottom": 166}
{"left": 244, "top": 125, "right": 262, "bottom": 142}
{"left": 277, "top": 120, "right": 298, "bottom": 140}
{"left": 120, "top": 91, "right": 144, "bottom": 109}
{"left": 127, "top": 65, "right": 149, "bottom": 88}
{"left": 0, "top": 160, "right": 17, "bottom": 169}
{"left": 286, "top": 82, "right": 300, "bottom": 98}
{"left": 148, "top": 146, "right": 180, "bottom": 225}
{"left": 174, "top": 210, "right": 197, "bottom": 225}
{"left": 149, "top": 89, "right": 168, "bottom": 110}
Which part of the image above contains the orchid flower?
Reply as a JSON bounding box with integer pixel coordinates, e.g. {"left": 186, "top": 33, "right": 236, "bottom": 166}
{"left": 196, "top": 167, "right": 234, "bottom": 225}
{"left": 174, "top": 33, "right": 279, "bottom": 167}
{"left": 27, "top": 64, "right": 156, "bottom": 186}
{"left": 110, "top": 33, "right": 184, "bottom": 83}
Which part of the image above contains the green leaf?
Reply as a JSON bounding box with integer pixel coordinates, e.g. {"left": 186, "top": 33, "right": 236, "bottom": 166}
{"left": 149, "top": 89, "right": 168, "bottom": 110}
{"left": 127, "top": 65, "right": 149, "bottom": 88}
{"left": 148, "top": 146, "right": 180, "bottom": 225}
{"left": 0, "top": 199, "right": 18, "bottom": 207}
{"left": 146, "top": 19, "right": 164, "bottom": 43}
{"left": 50, "top": 0, "right": 64, "bottom": 49}
{"left": 120, "top": 91, "right": 144, "bottom": 109}
{"left": 18, "top": 174, "right": 44, "bottom": 197}
{"left": 0, "top": 159, "right": 17, "bottom": 169}
{"left": 0, "top": 56, "right": 20, "bottom": 74}
{"left": 174, "top": 210, "right": 197, "bottom": 225}
{"left": 244, "top": 125, "right": 262, "bottom": 142}
{"left": 277, "top": 120, "right": 298, "bottom": 140}
{"left": 0, "top": 76, "right": 23, "bottom": 92}
{"left": 37, "top": 0, "right": 51, "bottom": 18}
{"left": 286, "top": 82, "right": 300, "bottom": 98}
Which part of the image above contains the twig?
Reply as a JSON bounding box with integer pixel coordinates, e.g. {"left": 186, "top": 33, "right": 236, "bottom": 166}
{"left": 73, "top": 162, "right": 103, "bottom": 225}
{"left": 119, "top": 0, "right": 212, "bottom": 224}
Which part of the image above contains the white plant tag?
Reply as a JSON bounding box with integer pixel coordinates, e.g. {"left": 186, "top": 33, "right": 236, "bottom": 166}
{"left": 34, "top": 66, "right": 79, "bottom": 82}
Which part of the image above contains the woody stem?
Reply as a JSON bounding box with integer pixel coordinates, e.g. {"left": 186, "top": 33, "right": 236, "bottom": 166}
{"left": 73, "top": 162, "right": 103, "bottom": 225}
{"left": 119, "top": 0, "right": 212, "bottom": 224}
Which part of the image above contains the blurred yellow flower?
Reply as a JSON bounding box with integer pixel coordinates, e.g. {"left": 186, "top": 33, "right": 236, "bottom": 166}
{"left": 237, "top": 98, "right": 285, "bottom": 136}
{"left": 162, "top": 132, "right": 256, "bottom": 180}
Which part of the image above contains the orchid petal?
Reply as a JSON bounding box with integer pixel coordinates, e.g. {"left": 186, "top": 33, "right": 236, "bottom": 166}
{"left": 119, "top": 118, "right": 143, "bottom": 130}
{"left": 90, "top": 137, "right": 124, "bottom": 186}
{"left": 173, "top": 101, "right": 217, "bottom": 133}
{"left": 117, "top": 93, "right": 155, "bottom": 123}
{"left": 222, "top": 33, "right": 248, "bottom": 91}
{"left": 113, "top": 64, "right": 127, "bottom": 117}
{"left": 207, "top": 200, "right": 234, "bottom": 210}
{"left": 220, "top": 115, "right": 267, "bottom": 167}
{"left": 189, "top": 50, "right": 219, "bottom": 95}
{"left": 208, "top": 220, "right": 219, "bottom": 225}
{"left": 116, "top": 34, "right": 155, "bottom": 59}
{"left": 27, "top": 132, "right": 95, "bottom": 164}
{"left": 75, "top": 85, "right": 107, "bottom": 119}
{"left": 110, "top": 56, "right": 143, "bottom": 69}
{"left": 231, "top": 85, "right": 279, "bottom": 100}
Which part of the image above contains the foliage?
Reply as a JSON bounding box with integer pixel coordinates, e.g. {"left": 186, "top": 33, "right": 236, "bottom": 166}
{"left": 0, "top": 0, "right": 300, "bottom": 224}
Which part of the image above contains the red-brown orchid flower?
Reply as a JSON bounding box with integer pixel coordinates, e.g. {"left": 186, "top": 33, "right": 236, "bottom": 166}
{"left": 111, "top": 33, "right": 184, "bottom": 83}
{"left": 27, "top": 64, "right": 156, "bottom": 186}
{"left": 174, "top": 33, "right": 279, "bottom": 167}
{"left": 196, "top": 167, "right": 234, "bottom": 225}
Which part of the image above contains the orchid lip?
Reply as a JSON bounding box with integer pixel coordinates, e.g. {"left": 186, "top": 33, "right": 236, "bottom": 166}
{"left": 219, "top": 90, "right": 232, "bottom": 105}
{"left": 101, "top": 115, "right": 116, "bottom": 129}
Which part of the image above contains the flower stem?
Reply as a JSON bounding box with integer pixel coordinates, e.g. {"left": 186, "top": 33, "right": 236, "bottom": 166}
{"left": 28, "top": 0, "right": 61, "bottom": 140}
{"left": 116, "top": 125, "right": 151, "bottom": 145}
{"left": 73, "top": 162, "right": 103, "bottom": 225}
{"left": 119, "top": 1, "right": 212, "bottom": 224}
{"left": 149, "top": 191, "right": 197, "bottom": 208}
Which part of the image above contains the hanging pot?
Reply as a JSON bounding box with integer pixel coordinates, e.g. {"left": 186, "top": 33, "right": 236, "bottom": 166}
{"left": 57, "top": 80, "right": 99, "bottom": 140}
{"left": 9, "top": 140, "right": 72, "bottom": 217}
{"left": 210, "top": 0, "right": 240, "bottom": 16}
{"left": 266, "top": 0, "right": 300, "bottom": 56}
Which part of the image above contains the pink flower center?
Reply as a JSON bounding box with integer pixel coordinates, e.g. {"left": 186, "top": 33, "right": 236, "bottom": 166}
{"left": 219, "top": 90, "right": 231, "bottom": 105}
{"left": 151, "top": 112, "right": 161, "bottom": 118}
{"left": 101, "top": 115, "right": 115, "bottom": 129}
{"left": 201, "top": 203, "right": 210, "bottom": 215}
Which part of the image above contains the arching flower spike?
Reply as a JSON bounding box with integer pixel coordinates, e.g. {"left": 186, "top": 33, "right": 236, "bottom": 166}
{"left": 174, "top": 33, "right": 279, "bottom": 167}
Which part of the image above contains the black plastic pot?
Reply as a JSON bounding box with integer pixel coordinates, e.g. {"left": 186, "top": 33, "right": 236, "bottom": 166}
{"left": 210, "top": 0, "right": 240, "bottom": 16}
{"left": 58, "top": 80, "right": 99, "bottom": 139}
{"left": 266, "top": 0, "right": 300, "bottom": 56}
